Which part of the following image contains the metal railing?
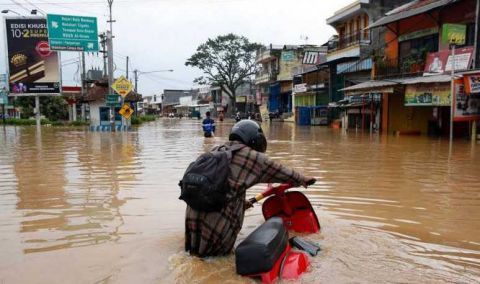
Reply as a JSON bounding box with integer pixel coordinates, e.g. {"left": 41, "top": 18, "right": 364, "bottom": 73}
{"left": 329, "top": 30, "right": 371, "bottom": 51}
{"left": 374, "top": 57, "right": 426, "bottom": 79}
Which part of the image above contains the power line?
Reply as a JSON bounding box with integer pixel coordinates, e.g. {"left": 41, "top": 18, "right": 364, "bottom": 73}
{"left": 9, "top": 0, "right": 32, "bottom": 13}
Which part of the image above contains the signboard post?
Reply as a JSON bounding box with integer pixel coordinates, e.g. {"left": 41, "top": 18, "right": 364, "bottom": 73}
{"left": 111, "top": 76, "right": 133, "bottom": 127}
{"left": 442, "top": 23, "right": 466, "bottom": 142}
{"left": 46, "top": 14, "right": 99, "bottom": 52}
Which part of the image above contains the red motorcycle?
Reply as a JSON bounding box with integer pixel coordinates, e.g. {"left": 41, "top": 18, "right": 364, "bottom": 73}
{"left": 235, "top": 181, "right": 320, "bottom": 283}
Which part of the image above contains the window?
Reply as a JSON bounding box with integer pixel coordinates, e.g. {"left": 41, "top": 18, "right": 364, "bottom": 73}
{"left": 461, "top": 23, "right": 475, "bottom": 47}
{"left": 399, "top": 34, "right": 439, "bottom": 65}
{"left": 100, "top": 107, "right": 110, "bottom": 122}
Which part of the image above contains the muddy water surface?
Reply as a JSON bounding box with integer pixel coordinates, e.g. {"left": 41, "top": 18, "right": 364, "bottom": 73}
{"left": 0, "top": 120, "right": 479, "bottom": 283}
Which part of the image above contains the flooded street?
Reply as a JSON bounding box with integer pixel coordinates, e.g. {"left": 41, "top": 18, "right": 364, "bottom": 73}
{"left": 1, "top": 120, "right": 480, "bottom": 283}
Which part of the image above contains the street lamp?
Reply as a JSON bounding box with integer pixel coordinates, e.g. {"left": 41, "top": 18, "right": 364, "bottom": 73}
{"left": 1, "top": 9, "right": 22, "bottom": 16}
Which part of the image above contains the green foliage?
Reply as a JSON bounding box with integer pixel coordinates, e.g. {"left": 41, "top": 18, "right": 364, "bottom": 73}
{"left": 185, "top": 33, "right": 260, "bottom": 106}
{"left": 0, "top": 118, "right": 89, "bottom": 126}
{"left": 16, "top": 96, "right": 69, "bottom": 121}
{"left": 131, "top": 115, "right": 156, "bottom": 125}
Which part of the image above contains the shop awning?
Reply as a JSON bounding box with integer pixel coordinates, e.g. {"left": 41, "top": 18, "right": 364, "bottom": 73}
{"left": 401, "top": 74, "right": 451, "bottom": 85}
{"left": 339, "top": 80, "right": 401, "bottom": 92}
{"left": 368, "top": 0, "right": 459, "bottom": 29}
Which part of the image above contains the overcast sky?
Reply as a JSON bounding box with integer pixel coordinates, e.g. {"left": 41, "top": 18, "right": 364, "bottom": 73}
{"left": 0, "top": 0, "right": 354, "bottom": 96}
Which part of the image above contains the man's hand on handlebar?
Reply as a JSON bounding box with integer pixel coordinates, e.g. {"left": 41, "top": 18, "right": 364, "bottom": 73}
{"left": 302, "top": 177, "right": 316, "bottom": 188}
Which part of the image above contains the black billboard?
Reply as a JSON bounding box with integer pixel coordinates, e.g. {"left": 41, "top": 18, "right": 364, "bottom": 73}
{"left": 5, "top": 18, "right": 60, "bottom": 94}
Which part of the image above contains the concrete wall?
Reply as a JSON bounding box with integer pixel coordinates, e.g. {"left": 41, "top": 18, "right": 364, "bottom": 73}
{"left": 89, "top": 101, "right": 102, "bottom": 126}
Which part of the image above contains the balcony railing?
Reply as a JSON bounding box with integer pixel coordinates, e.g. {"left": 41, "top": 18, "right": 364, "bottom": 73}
{"left": 328, "top": 30, "right": 371, "bottom": 51}
{"left": 256, "top": 48, "right": 277, "bottom": 63}
{"left": 255, "top": 69, "right": 277, "bottom": 84}
{"left": 375, "top": 57, "right": 426, "bottom": 79}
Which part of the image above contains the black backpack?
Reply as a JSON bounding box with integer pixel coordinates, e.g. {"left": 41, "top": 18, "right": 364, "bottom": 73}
{"left": 178, "top": 144, "right": 244, "bottom": 212}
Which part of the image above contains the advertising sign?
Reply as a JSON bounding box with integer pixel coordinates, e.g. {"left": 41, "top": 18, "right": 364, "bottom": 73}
{"left": 453, "top": 78, "right": 480, "bottom": 121}
{"left": 294, "top": 83, "right": 307, "bottom": 93}
{"left": 404, "top": 84, "right": 450, "bottom": 106}
{"left": 46, "top": 14, "right": 99, "bottom": 52}
{"left": 442, "top": 24, "right": 466, "bottom": 45}
{"left": 111, "top": 76, "right": 133, "bottom": 97}
{"left": 235, "top": 96, "right": 246, "bottom": 103}
{"left": 5, "top": 18, "right": 60, "bottom": 94}
{"left": 423, "top": 47, "right": 473, "bottom": 76}
{"left": 281, "top": 51, "right": 294, "bottom": 61}
{"left": 464, "top": 74, "right": 480, "bottom": 94}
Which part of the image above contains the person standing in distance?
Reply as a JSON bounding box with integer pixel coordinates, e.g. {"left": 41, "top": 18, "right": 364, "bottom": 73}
{"left": 202, "top": 111, "right": 216, "bottom": 137}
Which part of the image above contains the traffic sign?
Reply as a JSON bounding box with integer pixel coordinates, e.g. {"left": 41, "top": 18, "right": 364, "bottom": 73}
{"left": 47, "top": 14, "right": 99, "bottom": 52}
{"left": 106, "top": 94, "right": 120, "bottom": 106}
{"left": 112, "top": 76, "right": 133, "bottom": 98}
{"left": 118, "top": 103, "right": 133, "bottom": 119}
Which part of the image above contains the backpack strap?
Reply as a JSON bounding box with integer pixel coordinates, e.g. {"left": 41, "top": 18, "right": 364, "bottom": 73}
{"left": 223, "top": 144, "right": 245, "bottom": 160}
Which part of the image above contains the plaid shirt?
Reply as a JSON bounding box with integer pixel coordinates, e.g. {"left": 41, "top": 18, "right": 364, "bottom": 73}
{"left": 185, "top": 141, "right": 306, "bottom": 257}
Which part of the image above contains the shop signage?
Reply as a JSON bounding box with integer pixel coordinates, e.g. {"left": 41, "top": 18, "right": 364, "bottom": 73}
{"left": 302, "top": 51, "right": 321, "bottom": 65}
{"left": 281, "top": 51, "right": 295, "bottom": 61}
{"left": 423, "top": 47, "right": 473, "bottom": 76}
{"left": 236, "top": 96, "right": 246, "bottom": 103}
{"left": 398, "top": 27, "right": 438, "bottom": 42}
{"left": 442, "top": 24, "right": 466, "bottom": 45}
{"left": 294, "top": 83, "right": 307, "bottom": 93}
{"left": 5, "top": 18, "right": 60, "bottom": 94}
{"left": 405, "top": 84, "right": 450, "bottom": 106}
{"left": 464, "top": 74, "right": 480, "bottom": 94}
{"left": 453, "top": 78, "right": 480, "bottom": 121}
{"left": 47, "top": 14, "right": 99, "bottom": 52}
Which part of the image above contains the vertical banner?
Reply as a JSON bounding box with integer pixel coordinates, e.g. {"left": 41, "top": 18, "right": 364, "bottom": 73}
{"left": 5, "top": 18, "right": 60, "bottom": 94}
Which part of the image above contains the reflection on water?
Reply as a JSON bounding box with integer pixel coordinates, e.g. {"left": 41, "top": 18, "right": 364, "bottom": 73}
{"left": 0, "top": 120, "right": 479, "bottom": 283}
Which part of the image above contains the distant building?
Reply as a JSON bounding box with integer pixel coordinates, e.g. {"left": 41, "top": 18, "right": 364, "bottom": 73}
{"left": 255, "top": 44, "right": 326, "bottom": 118}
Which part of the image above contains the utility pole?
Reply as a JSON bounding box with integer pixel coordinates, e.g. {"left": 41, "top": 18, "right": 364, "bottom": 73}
{"left": 107, "top": 0, "right": 116, "bottom": 132}
{"left": 134, "top": 69, "right": 138, "bottom": 93}
{"left": 81, "top": 52, "right": 86, "bottom": 121}
{"left": 99, "top": 33, "right": 107, "bottom": 77}
{"left": 126, "top": 56, "right": 129, "bottom": 79}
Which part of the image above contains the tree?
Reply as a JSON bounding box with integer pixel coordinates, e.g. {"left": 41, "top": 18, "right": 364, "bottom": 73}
{"left": 17, "top": 96, "right": 68, "bottom": 121}
{"left": 185, "top": 33, "right": 260, "bottom": 111}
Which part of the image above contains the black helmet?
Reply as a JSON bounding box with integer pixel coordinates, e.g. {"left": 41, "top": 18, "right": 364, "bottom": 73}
{"left": 229, "top": 120, "right": 267, "bottom": 153}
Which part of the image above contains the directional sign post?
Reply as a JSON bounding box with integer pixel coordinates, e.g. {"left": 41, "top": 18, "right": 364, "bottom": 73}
{"left": 106, "top": 94, "right": 121, "bottom": 107}
{"left": 47, "top": 14, "right": 99, "bottom": 52}
{"left": 112, "top": 76, "right": 133, "bottom": 98}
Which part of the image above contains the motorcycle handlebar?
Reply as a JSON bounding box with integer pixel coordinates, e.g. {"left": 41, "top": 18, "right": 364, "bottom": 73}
{"left": 249, "top": 178, "right": 316, "bottom": 205}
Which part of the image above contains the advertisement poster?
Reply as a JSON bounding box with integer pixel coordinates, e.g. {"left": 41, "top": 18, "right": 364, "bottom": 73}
{"left": 5, "top": 18, "right": 60, "bottom": 94}
{"left": 454, "top": 75, "right": 480, "bottom": 121}
{"left": 404, "top": 84, "right": 450, "bottom": 106}
{"left": 423, "top": 47, "right": 473, "bottom": 76}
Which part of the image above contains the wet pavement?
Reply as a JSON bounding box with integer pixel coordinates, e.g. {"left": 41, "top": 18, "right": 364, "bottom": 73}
{"left": 0, "top": 120, "right": 479, "bottom": 283}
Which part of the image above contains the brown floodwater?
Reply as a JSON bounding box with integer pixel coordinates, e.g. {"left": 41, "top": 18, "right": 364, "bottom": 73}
{"left": 0, "top": 120, "right": 479, "bottom": 283}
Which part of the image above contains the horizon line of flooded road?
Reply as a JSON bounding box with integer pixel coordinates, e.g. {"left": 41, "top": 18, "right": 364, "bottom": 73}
{"left": 0, "top": 120, "right": 479, "bottom": 283}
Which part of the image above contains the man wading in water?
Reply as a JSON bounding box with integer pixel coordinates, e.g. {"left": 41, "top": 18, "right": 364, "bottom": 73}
{"left": 180, "top": 120, "right": 315, "bottom": 257}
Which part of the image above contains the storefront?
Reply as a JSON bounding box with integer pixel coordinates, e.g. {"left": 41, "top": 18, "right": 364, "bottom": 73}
{"left": 339, "top": 80, "right": 400, "bottom": 133}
